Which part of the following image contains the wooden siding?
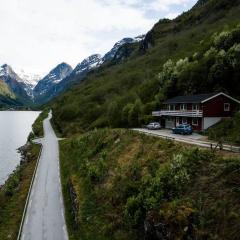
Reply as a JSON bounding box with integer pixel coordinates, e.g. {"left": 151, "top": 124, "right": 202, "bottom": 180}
{"left": 202, "top": 95, "right": 238, "bottom": 117}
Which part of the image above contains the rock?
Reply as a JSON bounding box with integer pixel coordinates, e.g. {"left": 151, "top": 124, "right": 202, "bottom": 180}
{"left": 144, "top": 220, "right": 169, "bottom": 240}
{"left": 68, "top": 179, "right": 79, "bottom": 228}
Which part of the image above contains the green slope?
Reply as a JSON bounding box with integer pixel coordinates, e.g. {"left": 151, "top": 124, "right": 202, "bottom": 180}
{"left": 0, "top": 81, "right": 16, "bottom": 99}
{"left": 50, "top": 0, "right": 240, "bottom": 136}
{"left": 60, "top": 129, "right": 240, "bottom": 240}
{"left": 0, "top": 81, "right": 23, "bottom": 109}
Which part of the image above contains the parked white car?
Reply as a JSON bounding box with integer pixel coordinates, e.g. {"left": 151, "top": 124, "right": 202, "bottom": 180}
{"left": 146, "top": 122, "right": 161, "bottom": 130}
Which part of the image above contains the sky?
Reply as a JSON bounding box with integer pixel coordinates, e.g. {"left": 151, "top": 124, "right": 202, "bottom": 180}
{"left": 0, "top": 0, "right": 197, "bottom": 77}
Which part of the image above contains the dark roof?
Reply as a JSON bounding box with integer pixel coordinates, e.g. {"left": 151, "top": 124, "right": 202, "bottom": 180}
{"left": 163, "top": 93, "right": 217, "bottom": 104}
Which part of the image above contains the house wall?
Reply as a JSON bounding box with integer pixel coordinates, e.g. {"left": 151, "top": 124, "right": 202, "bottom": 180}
{"left": 166, "top": 103, "right": 202, "bottom": 111}
{"left": 165, "top": 117, "right": 175, "bottom": 128}
{"left": 202, "top": 95, "right": 238, "bottom": 117}
{"left": 173, "top": 117, "right": 202, "bottom": 131}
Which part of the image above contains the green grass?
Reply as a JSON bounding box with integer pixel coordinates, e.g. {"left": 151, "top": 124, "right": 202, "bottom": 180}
{"left": 28, "top": 109, "right": 49, "bottom": 140}
{"left": 60, "top": 129, "right": 240, "bottom": 240}
{"left": 0, "top": 144, "right": 41, "bottom": 240}
{"left": 207, "top": 112, "right": 240, "bottom": 145}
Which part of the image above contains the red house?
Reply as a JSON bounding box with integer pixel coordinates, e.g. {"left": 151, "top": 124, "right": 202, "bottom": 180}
{"left": 152, "top": 92, "right": 240, "bottom": 131}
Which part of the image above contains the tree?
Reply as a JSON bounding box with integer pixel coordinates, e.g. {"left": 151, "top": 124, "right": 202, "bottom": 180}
{"left": 107, "top": 101, "right": 121, "bottom": 127}
{"left": 128, "top": 99, "right": 143, "bottom": 127}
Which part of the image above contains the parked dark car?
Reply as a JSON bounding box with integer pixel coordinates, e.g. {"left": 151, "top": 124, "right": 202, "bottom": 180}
{"left": 146, "top": 122, "right": 161, "bottom": 130}
{"left": 172, "top": 124, "right": 193, "bottom": 135}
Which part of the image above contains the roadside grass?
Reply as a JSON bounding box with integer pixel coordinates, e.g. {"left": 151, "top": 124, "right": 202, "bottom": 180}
{"left": 0, "top": 144, "right": 40, "bottom": 240}
{"left": 207, "top": 112, "right": 240, "bottom": 146}
{"left": 50, "top": 116, "right": 63, "bottom": 138}
{"left": 60, "top": 129, "right": 240, "bottom": 240}
{"left": 28, "top": 109, "right": 49, "bottom": 140}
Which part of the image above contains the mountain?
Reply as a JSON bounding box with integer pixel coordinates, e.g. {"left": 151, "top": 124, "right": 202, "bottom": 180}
{"left": 17, "top": 69, "right": 41, "bottom": 97}
{"left": 0, "top": 80, "right": 21, "bottom": 109}
{"left": 102, "top": 36, "right": 145, "bottom": 62}
{"left": 33, "top": 62, "right": 73, "bottom": 103}
{"left": 0, "top": 80, "right": 15, "bottom": 99}
{"left": 49, "top": 0, "right": 240, "bottom": 136}
{"left": 34, "top": 37, "right": 146, "bottom": 105}
{"left": 0, "top": 64, "right": 32, "bottom": 104}
{"left": 73, "top": 54, "right": 103, "bottom": 75}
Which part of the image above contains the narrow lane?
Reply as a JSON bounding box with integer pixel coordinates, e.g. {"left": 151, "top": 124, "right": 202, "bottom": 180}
{"left": 21, "top": 112, "right": 68, "bottom": 240}
{"left": 133, "top": 128, "right": 240, "bottom": 152}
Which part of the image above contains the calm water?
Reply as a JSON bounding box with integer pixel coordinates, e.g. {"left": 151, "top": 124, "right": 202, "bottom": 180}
{"left": 0, "top": 111, "right": 40, "bottom": 185}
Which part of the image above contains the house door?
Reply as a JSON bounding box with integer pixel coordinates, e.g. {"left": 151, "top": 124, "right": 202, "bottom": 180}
{"left": 165, "top": 117, "right": 174, "bottom": 129}
{"left": 176, "top": 117, "right": 180, "bottom": 126}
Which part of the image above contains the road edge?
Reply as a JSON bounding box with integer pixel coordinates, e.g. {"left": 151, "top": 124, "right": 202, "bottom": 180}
{"left": 16, "top": 142, "right": 43, "bottom": 240}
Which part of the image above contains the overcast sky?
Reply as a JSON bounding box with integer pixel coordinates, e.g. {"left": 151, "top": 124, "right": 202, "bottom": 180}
{"left": 0, "top": 0, "right": 197, "bottom": 76}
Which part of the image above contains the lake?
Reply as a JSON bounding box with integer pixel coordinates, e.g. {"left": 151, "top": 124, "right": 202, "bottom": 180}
{"left": 0, "top": 111, "right": 40, "bottom": 186}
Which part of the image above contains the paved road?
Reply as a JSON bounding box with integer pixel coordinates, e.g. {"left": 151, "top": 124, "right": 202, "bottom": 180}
{"left": 133, "top": 128, "right": 240, "bottom": 152}
{"left": 21, "top": 112, "right": 68, "bottom": 240}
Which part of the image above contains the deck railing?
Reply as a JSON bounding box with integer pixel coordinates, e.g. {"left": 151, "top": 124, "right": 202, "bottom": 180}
{"left": 152, "top": 110, "right": 203, "bottom": 117}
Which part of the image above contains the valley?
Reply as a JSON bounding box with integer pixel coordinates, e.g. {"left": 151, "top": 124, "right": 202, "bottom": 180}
{"left": 0, "top": 0, "right": 240, "bottom": 239}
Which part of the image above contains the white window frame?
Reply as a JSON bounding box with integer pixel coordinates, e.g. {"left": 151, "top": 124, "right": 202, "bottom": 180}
{"left": 192, "top": 104, "right": 199, "bottom": 111}
{"left": 176, "top": 117, "right": 180, "bottom": 126}
{"left": 192, "top": 118, "right": 198, "bottom": 126}
{"left": 182, "top": 117, "right": 188, "bottom": 124}
{"left": 224, "top": 103, "right": 230, "bottom": 112}
{"left": 180, "top": 104, "right": 187, "bottom": 111}
{"left": 168, "top": 104, "right": 176, "bottom": 111}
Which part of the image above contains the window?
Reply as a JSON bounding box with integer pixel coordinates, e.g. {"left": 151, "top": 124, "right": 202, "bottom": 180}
{"left": 180, "top": 104, "right": 187, "bottom": 111}
{"left": 171, "top": 105, "right": 176, "bottom": 111}
{"left": 182, "top": 117, "right": 188, "bottom": 124}
{"left": 192, "top": 104, "right": 199, "bottom": 111}
{"left": 168, "top": 105, "right": 176, "bottom": 111}
{"left": 192, "top": 118, "right": 198, "bottom": 126}
{"left": 224, "top": 103, "right": 230, "bottom": 111}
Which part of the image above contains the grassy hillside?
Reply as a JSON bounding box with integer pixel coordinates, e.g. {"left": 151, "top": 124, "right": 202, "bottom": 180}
{"left": 0, "top": 81, "right": 22, "bottom": 109}
{"left": 50, "top": 0, "right": 240, "bottom": 136}
{"left": 207, "top": 112, "right": 240, "bottom": 145}
{"left": 60, "top": 129, "right": 240, "bottom": 240}
{"left": 0, "top": 81, "right": 15, "bottom": 99}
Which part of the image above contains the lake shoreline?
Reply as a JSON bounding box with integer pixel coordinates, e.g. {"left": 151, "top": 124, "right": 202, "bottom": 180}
{"left": 0, "top": 111, "right": 40, "bottom": 185}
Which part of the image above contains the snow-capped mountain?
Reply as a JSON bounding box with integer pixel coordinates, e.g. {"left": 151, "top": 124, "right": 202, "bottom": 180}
{"left": 0, "top": 64, "right": 22, "bottom": 82}
{"left": 34, "top": 35, "right": 146, "bottom": 104}
{"left": 74, "top": 54, "right": 102, "bottom": 75}
{"left": 102, "top": 35, "right": 145, "bottom": 62}
{"left": 33, "top": 62, "right": 73, "bottom": 102}
{"left": 0, "top": 64, "right": 32, "bottom": 102}
{"left": 17, "top": 69, "right": 41, "bottom": 89}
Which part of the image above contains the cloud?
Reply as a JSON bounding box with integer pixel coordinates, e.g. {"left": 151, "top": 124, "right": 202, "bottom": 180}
{"left": 0, "top": 0, "right": 196, "bottom": 75}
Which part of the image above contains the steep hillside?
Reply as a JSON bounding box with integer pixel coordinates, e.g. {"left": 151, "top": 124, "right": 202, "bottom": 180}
{"left": 50, "top": 0, "right": 240, "bottom": 136}
{"left": 0, "top": 81, "right": 23, "bottom": 109}
{"left": 60, "top": 129, "right": 240, "bottom": 240}
{"left": 0, "top": 81, "right": 15, "bottom": 99}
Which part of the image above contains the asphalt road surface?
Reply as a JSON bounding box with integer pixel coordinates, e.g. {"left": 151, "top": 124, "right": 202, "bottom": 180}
{"left": 133, "top": 128, "right": 240, "bottom": 152}
{"left": 21, "top": 112, "right": 68, "bottom": 240}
